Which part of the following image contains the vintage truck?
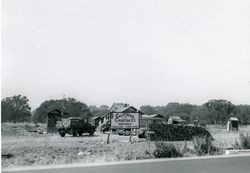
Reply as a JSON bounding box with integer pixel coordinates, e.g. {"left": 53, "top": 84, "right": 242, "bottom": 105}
{"left": 56, "top": 117, "right": 96, "bottom": 137}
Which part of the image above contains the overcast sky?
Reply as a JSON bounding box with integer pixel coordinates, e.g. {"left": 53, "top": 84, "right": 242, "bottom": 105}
{"left": 2, "top": 0, "right": 250, "bottom": 109}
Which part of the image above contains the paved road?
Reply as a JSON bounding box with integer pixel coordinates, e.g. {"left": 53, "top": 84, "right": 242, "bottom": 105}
{"left": 3, "top": 154, "right": 250, "bottom": 173}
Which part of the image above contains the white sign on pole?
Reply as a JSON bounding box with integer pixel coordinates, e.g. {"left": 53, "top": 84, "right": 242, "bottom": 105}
{"left": 110, "top": 113, "right": 140, "bottom": 129}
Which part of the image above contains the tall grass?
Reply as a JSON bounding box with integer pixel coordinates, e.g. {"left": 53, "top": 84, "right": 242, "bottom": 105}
{"left": 2, "top": 123, "right": 250, "bottom": 168}
{"left": 233, "top": 133, "right": 250, "bottom": 149}
{"left": 1, "top": 122, "right": 47, "bottom": 136}
{"left": 208, "top": 125, "right": 250, "bottom": 153}
{"left": 192, "top": 136, "right": 217, "bottom": 156}
{"left": 153, "top": 142, "right": 183, "bottom": 158}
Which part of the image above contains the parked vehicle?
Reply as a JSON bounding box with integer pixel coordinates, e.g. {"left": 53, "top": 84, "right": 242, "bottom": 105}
{"left": 117, "top": 129, "right": 134, "bottom": 136}
{"left": 137, "top": 128, "right": 147, "bottom": 138}
{"left": 56, "top": 117, "right": 96, "bottom": 137}
{"left": 101, "top": 121, "right": 110, "bottom": 133}
{"left": 193, "top": 120, "right": 206, "bottom": 128}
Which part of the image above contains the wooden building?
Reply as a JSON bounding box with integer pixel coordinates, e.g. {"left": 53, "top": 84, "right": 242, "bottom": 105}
{"left": 47, "top": 109, "right": 63, "bottom": 133}
{"left": 167, "top": 116, "right": 186, "bottom": 125}
{"left": 227, "top": 117, "right": 239, "bottom": 131}
{"left": 100, "top": 104, "right": 143, "bottom": 123}
{"left": 91, "top": 116, "right": 102, "bottom": 126}
{"left": 140, "top": 114, "right": 164, "bottom": 128}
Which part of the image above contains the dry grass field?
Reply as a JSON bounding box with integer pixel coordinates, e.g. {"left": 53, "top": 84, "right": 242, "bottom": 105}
{"left": 1, "top": 123, "right": 156, "bottom": 168}
{"left": 1, "top": 123, "right": 250, "bottom": 168}
{"left": 208, "top": 125, "right": 250, "bottom": 149}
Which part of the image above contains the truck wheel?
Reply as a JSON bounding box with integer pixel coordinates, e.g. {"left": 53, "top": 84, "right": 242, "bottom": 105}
{"left": 73, "top": 131, "right": 77, "bottom": 137}
{"left": 125, "top": 130, "right": 130, "bottom": 136}
{"left": 60, "top": 132, "right": 65, "bottom": 137}
{"left": 89, "top": 131, "right": 94, "bottom": 136}
{"left": 138, "top": 131, "right": 146, "bottom": 138}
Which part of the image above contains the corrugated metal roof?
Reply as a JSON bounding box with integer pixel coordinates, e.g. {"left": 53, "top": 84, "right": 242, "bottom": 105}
{"left": 168, "top": 116, "right": 185, "bottom": 121}
{"left": 229, "top": 117, "right": 238, "bottom": 121}
{"left": 91, "top": 116, "right": 102, "bottom": 120}
{"left": 100, "top": 112, "right": 109, "bottom": 118}
{"left": 100, "top": 104, "right": 142, "bottom": 118}
{"left": 142, "top": 114, "right": 164, "bottom": 118}
{"left": 110, "top": 104, "right": 141, "bottom": 113}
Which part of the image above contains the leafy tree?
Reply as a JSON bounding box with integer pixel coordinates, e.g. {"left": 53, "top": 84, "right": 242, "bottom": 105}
{"left": 235, "top": 105, "right": 250, "bottom": 124}
{"left": 32, "top": 100, "right": 54, "bottom": 123}
{"left": 89, "top": 105, "right": 99, "bottom": 114}
{"left": 99, "top": 105, "right": 109, "bottom": 112}
{"left": 190, "top": 105, "right": 206, "bottom": 121}
{"left": 154, "top": 106, "right": 167, "bottom": 116}
{"left": 1, "top": 95, "right": 31, "bottom": 123}
{"left": 203, "top": 100, "right": 236, "bottom": 124}
{"left": 154, "top": 103, "right": 194, "bottom": 120}
{"left": 32, "top": 98, "right": 91, "bottom": 123}
{"left": 109, "top": 103, "right": 130, "bottom": 112}
{"left": 89, "top": 105, "right": 109, "bottom": 117}
{"left": 140, "top": 105, "right": 158, "bottom": 115}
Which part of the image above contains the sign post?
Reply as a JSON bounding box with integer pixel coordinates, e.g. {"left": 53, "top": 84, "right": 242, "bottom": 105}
{"left": 129, "top": 129, "right": 133, "bottom": 142}
{"left": 107, "top": 132, "right": 111, "bottom": 144}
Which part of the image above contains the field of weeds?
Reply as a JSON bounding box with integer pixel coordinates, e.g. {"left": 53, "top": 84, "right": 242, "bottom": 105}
{"left": 1, "top": 123, "right": 250, "bottom": 168}
{"left": 1, "top": 123, "right": 47, "bottom": 137}
{"left": 1, "top": 134, "right": 153, "bottom": 168}
{"left": 208, "top": 125, "right": 250, "bottom": 150}
{"left": 1, "top": 123, "right": 157, "bottom": 168}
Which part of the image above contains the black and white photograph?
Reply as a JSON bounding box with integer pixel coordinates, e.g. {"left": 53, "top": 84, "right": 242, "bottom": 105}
{"left": 1, "top": 0, "right": 250, "bottom": 172}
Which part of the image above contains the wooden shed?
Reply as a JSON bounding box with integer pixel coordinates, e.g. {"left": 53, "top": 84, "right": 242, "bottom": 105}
{"left": 227, "top": 117, "right": 239, "bottom": 131}
{"left": 47, "top": 109, "right": 64, "bottom": 133}
{"left": 91, "top": 116, "right": 102, "bottom": 126}
{"left": 167, "top": 116, "right": 186, "bottom": 125}
{"left": 140, "top": 114, "right": 164, "bottom": 128}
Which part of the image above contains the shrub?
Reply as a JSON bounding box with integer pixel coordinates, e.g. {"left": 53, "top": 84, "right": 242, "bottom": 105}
{"left": 153, "top": 142, "right": 183, "bottom": 158}
{"left": 192, "top": 136, "right": 217, "bottom": 156}
{"left": 234, "top": 133, "right": 250, "bottom": 149}
{"left": 149, "top": 123, "right": 213, "bottom": 141}
{"left": 24, "top": 123, "right": 33, "bottom": 131}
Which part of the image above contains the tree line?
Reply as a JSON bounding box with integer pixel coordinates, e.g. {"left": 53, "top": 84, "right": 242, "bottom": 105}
{"left": 1, "top": 95, "right": 250, "bottom": 125}
{"left": 140, "top": 100, "right": 250, "bottom": 125}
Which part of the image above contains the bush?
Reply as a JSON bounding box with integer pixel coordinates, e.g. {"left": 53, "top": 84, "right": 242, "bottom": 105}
{"left": 24, "top": 123, "right": 33, "bottom": 131}
{"left": 234, "top": 133, "right": 250, "bottom": 149}
{"left": 149, "top": 123, "right": 213, "bottom": 141}
{"left": 192, "top": 136, "right": 217, "bottom": 156}
{"left": 153, "top": 142, "right": 183, "bottom": 158}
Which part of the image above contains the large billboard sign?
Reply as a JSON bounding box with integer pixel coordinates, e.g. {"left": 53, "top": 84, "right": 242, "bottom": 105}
{"left": 110, "top": 113, "right": 140, "bottom": 129}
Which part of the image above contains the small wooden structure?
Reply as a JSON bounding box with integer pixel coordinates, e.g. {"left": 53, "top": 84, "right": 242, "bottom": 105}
{"left": 91, "top": 116, "right": 102, "bottom": 126}
{"left": 140, "top": 114, "right": 164, "bottom": 128}
{"left": 227, "top": 117, "right": 239, "bottom": 131}
{"left": 47, "top": 109, "right": 64, "bottom": 133}
{"left": 167, "top": 116, "right": 186, "bottom": 125}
